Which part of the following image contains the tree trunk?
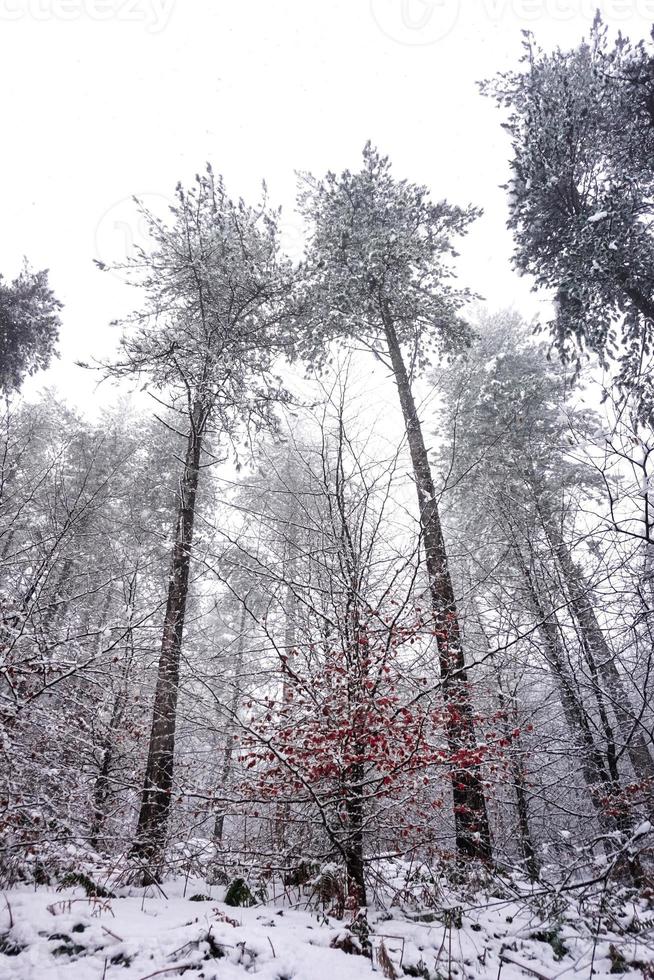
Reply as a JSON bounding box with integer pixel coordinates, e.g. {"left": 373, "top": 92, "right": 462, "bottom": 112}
{"left": 513, "top": 759, "right": 539, "bottom": 881}
{"left": 275, "top": 520, "right": 299, "bottom": 849}
{"left": 519, "top": 554, "right": 644, "bottom": 881}
{"left": 521, "top": 557, "right": 618, "bottom": 806}
{"left": 213, "top": 602, "right": 248, "bottom": 842}
{"left": 90, "top": 688, "right": 126, "bottom": 851}
{"left": 131, "top": 402, "right": 204, "bottom": 875}
{"left": 344, "top": 756, "right": 367, "bottom": 908}
{"left": 482, "top": 622, "right": 539, "bottom": 880}
{"left": 542, "top": 511, "right": 654, "bottom": 801}
{"left": 91, "top": 578, "right": 138, "bottom": 851}
{"left": 381, "top": 307, "right": 492, "bottom": 862}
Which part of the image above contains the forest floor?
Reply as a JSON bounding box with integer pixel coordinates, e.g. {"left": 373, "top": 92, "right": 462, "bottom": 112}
{"left": 1, "top": 874, "right": 654, "bottom": 979}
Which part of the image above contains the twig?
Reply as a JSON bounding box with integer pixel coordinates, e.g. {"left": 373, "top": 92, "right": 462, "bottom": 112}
{"left": 267, "top": 935, "right": 276, "bottom": 958}
{"left": 500, "top": 950, "right": 556, "bottom": 980}
{"left": 3, "top": 895, "right": 14, "bottom": 929}
{"left": 136, "top": 967, "right": 197, "bottom": 980}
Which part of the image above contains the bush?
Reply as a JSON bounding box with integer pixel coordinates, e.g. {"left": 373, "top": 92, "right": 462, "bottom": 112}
{"left": 224, "top": 877, "right": 256, "bottom": 907}
{"left": 58, "top": 871, "right": 115, "bottom": 898}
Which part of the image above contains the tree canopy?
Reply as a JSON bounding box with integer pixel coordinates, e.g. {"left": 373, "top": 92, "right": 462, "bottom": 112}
{"left": 483, "top": 19, "right": 654, "bottom": 418}
{"left": 0, "top": 263, "right": 61, "bottom": 396}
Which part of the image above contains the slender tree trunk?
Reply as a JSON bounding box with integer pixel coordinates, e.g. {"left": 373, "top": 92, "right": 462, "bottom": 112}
{"left": 213, "top": 602, "right": 248, "bottom": 842}
{"left": 342, "top": 610, "right": 368, "bottom": 908}
{"left": 90, "top": 688, "right": 126, "bottom": 851}
{"left": 131, "top": 402, "right": 204, "bottom": 875}
{"left": 0, "top": 527, "right": 15, "bottom": 562}
{"left": 344, "top": 756, "right": 367, "bottom": 908}
{"left": 502, "top": 502, "right": 629, "bottom": 823}
{"left": 91, "top": 578, "right": 138, "bottom": 851}
{"left": 521, "top": 558, "right": 617, "bottom": 806}
{"left": 381, "top": 307, "right": 491, "bottom": 862}
{"left": 275, "top": 520, "right": 299, "bottom": 849}
{"left": 481, "top": 623, "right": 539, "bottom": 880}
{"left": 519, "top": 555, "right": 643, "bottom": 881}
{"left": 542, "top": 511, "right": 654, "bottom": 800}
{"left": 513, "top": 760, "right": 539, "bottom": 881}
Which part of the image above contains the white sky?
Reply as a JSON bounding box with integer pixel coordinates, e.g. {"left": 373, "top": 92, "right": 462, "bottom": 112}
{"left": 3, "top": 0, "right": 654, "bottom": 409}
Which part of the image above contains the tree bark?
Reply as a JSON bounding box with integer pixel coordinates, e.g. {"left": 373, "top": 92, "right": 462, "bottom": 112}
{"left": 520, "top": 557, "right": 618, "bottom": 807}
{"left": 275, "top": 515, "right": 300, "bottom": 850}
{"left": 513, "top": 759, "right": 539, "bottom": 881}
{"left": 519, "top": 554, "right": 644, "bottom": 881}
{"left": 344, "top": 755, "right": 367, "bottom": 908}
{"left": 485, "top": 633, "right": 539, "bottom": 880}
{"left": 213, "top": 602, "right": 248, "bottom": 843}
{"left": 90, "top": 687, "right": 127, "bottom": 851}
{"left": 131, "top": 401, "right": 204, "bottom": 875}
{"left": 541, "top": 511, "right": 654, "bottom": 801}
{"left": 381, "top": 307, "right": 492, "bottom": 862}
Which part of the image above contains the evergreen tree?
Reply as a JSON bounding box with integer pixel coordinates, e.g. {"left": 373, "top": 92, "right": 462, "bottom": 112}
{"left": 297, "top": 145, "right": 492, "bottom": 861}
{"left": 0, "top": 263, "right": 61, "bottom": 395}
{"left": 482, "top": 19, "right": 654, "bottom": 419}
{"left": 99, "top": 168, "right": 291, "bottom": 877}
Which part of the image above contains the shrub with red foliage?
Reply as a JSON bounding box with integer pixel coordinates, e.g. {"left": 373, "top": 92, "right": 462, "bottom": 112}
{"left": 237, "top": 606, "right": 513, "bottom": 868}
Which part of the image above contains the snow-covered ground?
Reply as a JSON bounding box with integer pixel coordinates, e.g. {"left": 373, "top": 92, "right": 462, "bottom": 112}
{"left": 1, "top": 876, "right": 653, "bottom": 979}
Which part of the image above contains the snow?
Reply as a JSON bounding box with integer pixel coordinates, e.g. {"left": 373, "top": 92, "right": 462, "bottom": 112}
{"left": 1, "top": 877, "right": 652, "bottom": 980}
{"left": 587, "top": 211, "right": 608, "bottom": 223}
{"left": 1, "top": 884, "right": 372, "bottom": 980}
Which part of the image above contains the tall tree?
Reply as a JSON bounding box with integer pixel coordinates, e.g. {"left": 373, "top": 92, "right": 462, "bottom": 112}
{"left": 99, "top": 168, "right": 290, "bottom": 876}
{"left": 482, "top": 19, "right": 654, "bottom": 418}
{"left": 297, "top": 145, "right": 492, "bottom": 861}
{"left": 436, "top": 311, "right": 654, "bottom": 873}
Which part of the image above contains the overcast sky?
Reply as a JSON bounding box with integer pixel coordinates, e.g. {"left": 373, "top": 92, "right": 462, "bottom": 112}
{"left": 3, "top": 0, "right": 654, "bottom": 409}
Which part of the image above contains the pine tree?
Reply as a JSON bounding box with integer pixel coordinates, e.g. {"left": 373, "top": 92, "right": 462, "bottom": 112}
{"left": 0, "top": 263, "right": 61, "bottom": 395}
{"left": 296, "top": 145, "right": 492, "bottom": 862}
{"left": 98, "top": 168, "right": 291, "bottom": 877}
{"left": 482, "top": 19, "right": 654, "bottom": 419}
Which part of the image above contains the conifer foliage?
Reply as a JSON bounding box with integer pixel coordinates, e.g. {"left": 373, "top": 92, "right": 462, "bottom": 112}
{"left": 483, "top": 19, "right": 654, "bottom": 418}
{"left": 0, "top": 263, "right": 61, "bottom": 395}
